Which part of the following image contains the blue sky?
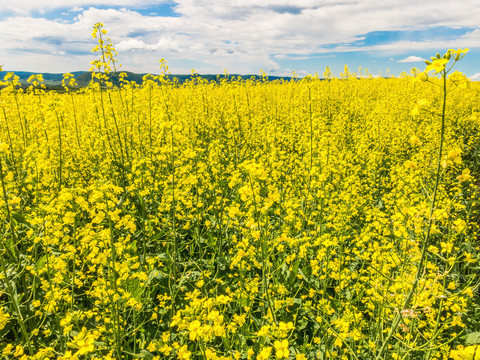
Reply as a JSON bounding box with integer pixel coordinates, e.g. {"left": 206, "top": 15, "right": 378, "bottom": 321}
{"left": 0, "top": 1, "right": 479, "bottom": 79}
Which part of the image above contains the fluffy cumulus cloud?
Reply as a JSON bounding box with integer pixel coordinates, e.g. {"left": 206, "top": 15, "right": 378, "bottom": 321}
{"left": 397, "top": 56, "right": 426, "bottom": 63}
{"left": 116, "top": 38, "right": 181, "bottom": 52}
{"left": 470, "top": 73, "right": 480, "bottom": 81}
{"left": 2, "top": 0, "right": 159, "bottom": 11}
{"left": 0, "top": 0, "right": 479, "bottom": 74}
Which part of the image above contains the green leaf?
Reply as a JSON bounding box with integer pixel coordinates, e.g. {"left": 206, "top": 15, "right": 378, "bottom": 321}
{"left": 11, "top": 212, "right": 31, "bottom": 228}
{"left": 297, "top": 317, "right": 308, "bottom": 330}
{"left": 138, "top": 350, "right": 155, "bottom": 359}
{"left": 464, "top": 332, "right": 480, "bottom": 345}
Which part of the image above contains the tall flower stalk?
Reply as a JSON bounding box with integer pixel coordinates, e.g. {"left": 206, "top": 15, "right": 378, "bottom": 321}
{"left": 376, "top": 48, "right": 470, "bottom": 360}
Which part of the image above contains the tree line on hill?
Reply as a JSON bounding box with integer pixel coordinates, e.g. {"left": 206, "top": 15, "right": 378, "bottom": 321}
{"left": 1, "top": 71, "right": 294, "bottom": 91}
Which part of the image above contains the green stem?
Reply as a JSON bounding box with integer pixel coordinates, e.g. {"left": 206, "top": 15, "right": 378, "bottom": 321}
{"left": 0, "top": 158, "right": 19, "bottom": 261}
{"left": 376, "top": 70, "right": 448, "bottom": 359}
{"left": 0, "top": 252, "right": 33, "bottom": 354}
{"left": 107, "top": 199, "right": 122, "bottom": 360}
{"left": 248, "top": 175, "right": 277, "bottom": 324}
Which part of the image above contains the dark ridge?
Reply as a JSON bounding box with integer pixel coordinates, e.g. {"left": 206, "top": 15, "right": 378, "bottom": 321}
{"left": 1, "top": 71, "right": 294, "bottom": 90}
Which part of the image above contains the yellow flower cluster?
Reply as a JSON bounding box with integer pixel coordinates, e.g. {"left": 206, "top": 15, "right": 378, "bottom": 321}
{"left": 451, "top": 345, "right": 480, "bottom": 360}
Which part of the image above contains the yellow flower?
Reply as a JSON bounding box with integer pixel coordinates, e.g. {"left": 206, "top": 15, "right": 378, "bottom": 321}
{"left": 447, "top": 148, "right": 462, "bottom": 162}
{"left": 410, "top": 135, "right": 422, "bottom": 146}
{"left": 14, "top": 345, "right": 24, "bottom": 357}
{"left": 425, "top": 58, "right": 449, "bottom": 73}
{"left": 147, "top": 342, "right": 157, "bottom": 352}
{"left": 404, "top": 160, "right": 418, "bottom": 170}
{"left": 464, "top": 252, "right": 476, "bottom": 263}
{"left": 278, "top": 322, "right": 294, "bottom": 332}
{"left": 449, "top": 70, "right": 468, "bottom": 82}
{"left": 76, "top": 338, "right": 95, "bottom": 355}
{"left": 177, "top": 345, "right": 191, "bottom": 360}
{"left": 257, "top": 325, "right": 271, "bottom": 337}
{"left": 159, "top": 344, "right": 173, "bottom": 355}
{"left": 67, "top": 328, "right": 96, "bottom": 356}
{"left": 450, "top": 345, "right": 480, "bottom": 360}
{"left": 0, "top": 308, "right": 10, "bottom": 331}
{"left": 188, "top": 320, "right": 202, "bottom": 340}
{"left": 274, "top": 339, "right": 289, "bottom": 359}
{"left": 464, "top": 287, "right": 474, "bottom": 298}
{"left": 415, "top": 71, "right": 428, "bottom": 82}
{"left": 449, "top": 48, "right": 469, "bottom": 61}
{"left": 334, "top": 336, "right": 343, "bottom": 347}
{"left": 257, "top": 347, "right": 272, "bottom": 360}
{"left": 457, "top": 169, "right": 472, "bottom": 182}
{"left": 411, "top": 106, "right": 420, "bottom": 116}
{"left": 2, "top": 344, "right": 13, "bottom": 355}
{"left": 428, "top": 245, "right": 439, "bottom": 254}
{"left": 442, "top": 148, "right": 463, "bottom": 168}
{"left": 205, "top": 348, "right": 218, "bottom": 360}
{"left": 58, "top": 350, "right": 75, "bottom": 359}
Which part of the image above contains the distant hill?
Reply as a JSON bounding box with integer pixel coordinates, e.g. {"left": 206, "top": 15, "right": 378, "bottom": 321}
{"left": 1, "top": 70, "right": 294, "bottom": 90}
{"left": 3, "top": 71, "right": 86, "bottom": 85}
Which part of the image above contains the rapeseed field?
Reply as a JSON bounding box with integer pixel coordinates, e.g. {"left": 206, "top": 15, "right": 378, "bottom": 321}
{"left": 0, "top": 25, "right": 479, "bottom": 360}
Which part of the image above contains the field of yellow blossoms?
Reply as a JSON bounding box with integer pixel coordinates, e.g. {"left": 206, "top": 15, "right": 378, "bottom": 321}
{"left": 0, "top": 25, "right": 480, "bottom": 360}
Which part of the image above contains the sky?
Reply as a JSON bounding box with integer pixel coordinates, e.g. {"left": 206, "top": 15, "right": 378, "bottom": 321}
{"left": 0, "top": 0, "right": 480, "bottom": 79}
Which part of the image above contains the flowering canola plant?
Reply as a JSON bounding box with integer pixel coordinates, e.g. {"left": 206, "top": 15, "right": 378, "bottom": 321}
{"left": 0, "top": 25, "right": 479, "bottom": 360}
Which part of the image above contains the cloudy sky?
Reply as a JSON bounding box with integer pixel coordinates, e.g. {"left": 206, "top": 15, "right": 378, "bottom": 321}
{"left": 1, "top": 0, "right": 479, "bottom": 78}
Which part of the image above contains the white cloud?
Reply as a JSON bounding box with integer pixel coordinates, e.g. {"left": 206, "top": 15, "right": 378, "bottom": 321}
{"left": 397, "top": 56, "right": 426, "bottom": 63}
{"left": 273, "top": 54, "right": 311, "bottom": 60}
{"left": 5, "top": 7, "right": 29, "bottom": 15}
{"left": 0, "top": 1, "right": 480, "bottom": 74}
{"left": 1, "top": 1, "right": 164, "bottom": 12}
{"left": 116, "top": 39, "right": 149, "bottom": 51}
{"left": 116, "top": 37, "right": 181, "bottom": 52}
{"left": 470, "top": 73, "right": 480, "bottom": 81}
